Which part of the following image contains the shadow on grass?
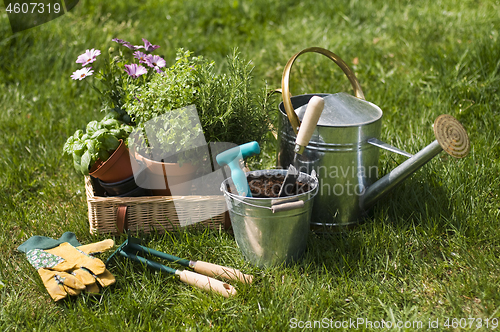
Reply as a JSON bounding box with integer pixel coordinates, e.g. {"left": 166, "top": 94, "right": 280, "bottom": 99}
{"left": 299, "top": 169, "right": 455, "bottom": 280}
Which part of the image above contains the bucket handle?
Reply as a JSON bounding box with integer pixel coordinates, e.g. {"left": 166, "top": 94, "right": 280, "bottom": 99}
{"left": 221, "top": 184, "right": 319, "bottom": 213}
{"left": 224, "top": 193, "right": 316, "bottom": 212}
{"left": 281, "top": 47, "right": 366, "bottom": 134}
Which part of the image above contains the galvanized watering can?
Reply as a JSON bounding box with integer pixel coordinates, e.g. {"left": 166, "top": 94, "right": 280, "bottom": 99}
{"left": 277, "top": 47, "right": 470, "bottom": 230}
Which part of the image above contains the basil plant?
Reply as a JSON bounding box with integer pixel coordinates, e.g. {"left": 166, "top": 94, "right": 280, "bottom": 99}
{"left": 63, "top": 111, "right": 133, "bottom": 175}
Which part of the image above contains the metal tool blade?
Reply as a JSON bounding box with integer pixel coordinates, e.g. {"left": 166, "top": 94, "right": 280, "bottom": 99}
{"left": 278, "top": 163, "right": 299, "bottom": 197}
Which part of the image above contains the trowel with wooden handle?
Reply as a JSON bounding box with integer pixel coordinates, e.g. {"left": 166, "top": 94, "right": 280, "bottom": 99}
{"left": 278, "top": 96, "right": 324, "bottom": 197}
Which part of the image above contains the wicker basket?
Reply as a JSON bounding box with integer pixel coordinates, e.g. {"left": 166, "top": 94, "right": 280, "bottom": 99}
{"left": 85, "top": 176, "right": 228, "bottom": 235}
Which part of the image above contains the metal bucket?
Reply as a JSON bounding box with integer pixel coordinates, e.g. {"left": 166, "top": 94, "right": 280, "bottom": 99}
{"left": 221, "top": 169, "right": 318, "bottom": 268}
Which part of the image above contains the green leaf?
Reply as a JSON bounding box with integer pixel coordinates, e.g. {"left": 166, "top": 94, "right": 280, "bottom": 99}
{"left": 86, "top": 121, "right": 100, "bottom": 135}
{"left": 91, "top": 128, "right": 107, "bottom": 140}
{"left": 63, "top": 129, "right": 85, "bottom": 155}
{"left": 99, "top": 150, "right": 111, "bottom": 161}
{"left": 109, "top": 128, "right": 122, "bottom": 137}
{"left": 72, "top": 141, "right": 86, "bottom": 154}
{"left": 86, "top": 140, "right": 98, "bottom": 156}
{"left": 72, "top": 152, "right": 82, "bottom": 172}
{"left": 103, "top": 111, "right": 120, "bottom": 120}
{"left": 80, "top": 150, "right": 92, "bottom": 175}
{"left": 102, "top": 118, "right": 121, "bottom": 129}
{"left": 102, "top": 134, "right": 120, "bottom": 151}
{"left": 74, "top": 129, "right": 84, "bottom": 139}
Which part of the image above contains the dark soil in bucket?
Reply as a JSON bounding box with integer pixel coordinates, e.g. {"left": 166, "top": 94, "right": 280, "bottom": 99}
{"left": 227, "top": 174, "right": 311, "bottom": 198}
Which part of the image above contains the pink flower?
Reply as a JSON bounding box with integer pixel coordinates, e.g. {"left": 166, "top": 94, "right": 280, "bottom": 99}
{"left": 71, "top": 67, "right": 94, "bottom": 80}
{"left": 133, "top": 51, "right": 148, "bottom": 64}
{"left": 142, "top": 38, "right": 160, "bottom": 52}
{"left": 76, "top": 49, "right": 101, "bottom": 66}
{"left": 124, "top": 64, "right": 147, "bottom": 78}
{"left": 145, "top": 54, "right": 166, "bottom": 73}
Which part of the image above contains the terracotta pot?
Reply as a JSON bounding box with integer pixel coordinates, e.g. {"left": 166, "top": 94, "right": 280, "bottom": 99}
{"left": 135, "top": 153, "right": 198, "bottom": 196}
{"left": 98, "top": 160, "right": 149, "bottom": 196}
{"left": 89, "top": 139, "right": 138, "bottom": 183}
{"left": 89, "top": 159, "right": 103, "bottom": 173}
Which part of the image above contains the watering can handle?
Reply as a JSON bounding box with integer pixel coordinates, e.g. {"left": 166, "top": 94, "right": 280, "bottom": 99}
{"left": 281, "top": 47, "right": 365, "bottom": 134}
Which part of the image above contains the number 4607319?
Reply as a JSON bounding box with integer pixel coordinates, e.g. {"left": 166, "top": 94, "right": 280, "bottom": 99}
{"left": 6, "top": 2, "right": 61, "bottom": 14}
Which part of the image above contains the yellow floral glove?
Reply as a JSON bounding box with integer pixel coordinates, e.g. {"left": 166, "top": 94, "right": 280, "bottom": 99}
{"left": 45, "top": 242, "right": 107, "bottom": 275}
{"left": 77, "top": 239, "right": 114, "bottom": 255}
{"left": 70, "top": 239, "right": 116, "bottom": 294}
{"left": 21, "top": 234, "right": 116, "bottom": 301}
{"left": 37, "top": 269, "right": 86, "bottom": 301}
{"left": 25, "top": 248, "right": 86, "bottom": 301}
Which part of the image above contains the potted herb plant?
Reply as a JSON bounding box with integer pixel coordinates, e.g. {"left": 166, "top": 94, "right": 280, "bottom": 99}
{"left": 126, "top": 104, "right": 205, "bottom": 196}
{"left": 123, "top": 49, "right": 272, "bottom": 195}
{"left": 63, "top": 111, "right": 135, "bottom": 183}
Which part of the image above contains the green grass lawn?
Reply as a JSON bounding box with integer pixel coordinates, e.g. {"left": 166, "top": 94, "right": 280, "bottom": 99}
{"left": 1, "top": 0, "right": 499, "bottom": 330}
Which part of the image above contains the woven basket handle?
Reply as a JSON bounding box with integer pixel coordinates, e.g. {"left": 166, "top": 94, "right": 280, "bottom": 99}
{"left": 281, "top": 47, "right": 365, "bottom": 134}
{"left": 116, "top": 205, "right": 128, "bottom": 234}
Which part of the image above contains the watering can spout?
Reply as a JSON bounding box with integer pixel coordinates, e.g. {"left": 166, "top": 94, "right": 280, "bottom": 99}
{"left": 361, "top": 114, "right": 470, "bottom": 210}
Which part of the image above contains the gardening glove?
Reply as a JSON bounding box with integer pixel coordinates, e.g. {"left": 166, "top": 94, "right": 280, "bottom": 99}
{"left": 45, "top": 242, "right": 107, "bottom": 275}
{"left": 77, "top": 239, "right": 114, "bottom": 255}
{"left": 17, "top": 232, "right": 82, "bottom": 253}
{"left": 37, "top": 269, "right": 86, "bottom": 301}
{"left": 45, "top": 242, "right": 112, "bottom": 293}
{"left": 19, "top": 234, "right": 116, "bottom": 299}
{"left": 25, "top": 248, "right": 86, "bottom": 301}
{"left": 70, "top": 239, "right": 116, "bottom": 292}
{"left": 45, "top": 240, "right": 116, "bottom": 293}
{"left": 77, "top": 239, "right": 116, "bottom": 288}
{"left": 70, "top": 267, "right": 116, "bottom": 288}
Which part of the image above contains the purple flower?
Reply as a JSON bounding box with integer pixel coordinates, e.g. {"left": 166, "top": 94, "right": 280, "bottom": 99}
{"left": 112, "top": 38, "right": 143, "bottom": 50}
{"left": 71, "top": 67, "right": 94, "bottom": 80}
{"left": 124, "top": 64, "right": 147, "bottom": 78}
{"left": 123, "top": 42, "right": 143, "bottom": 50}
{"left": 112, "top": 38, "right": 128, "bottom": 44}
{"left": 113, "top": 38, "right": 160, "bottom": 52}
{"left": 133, "top": 51, "right": 148, "bottom": 64}
{"left": 142, "top": 38, "right": 160, "bottom": 52}
{"left": 145, "top": 54, "right": 166, "bottom": 73}
{"left": 76, "top": 49, "right": 101, "bottom": 66}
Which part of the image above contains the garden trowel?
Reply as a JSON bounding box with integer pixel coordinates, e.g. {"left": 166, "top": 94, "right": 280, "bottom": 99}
{"left": 278, "top": 96, "right": 324, "bottom": 197}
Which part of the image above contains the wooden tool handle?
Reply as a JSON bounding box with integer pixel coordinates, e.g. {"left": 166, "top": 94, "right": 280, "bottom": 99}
{"left": 177, "top": 270, "right": 237, "bottom": 298}
{"left": 271, "top": 200, "right": 304, "bottom": 213}
{"left": 295, "top": 96, "right": 325, "bottom": 150}
{"left": 193, "top": 261, "right": 254, "bottom": 284}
